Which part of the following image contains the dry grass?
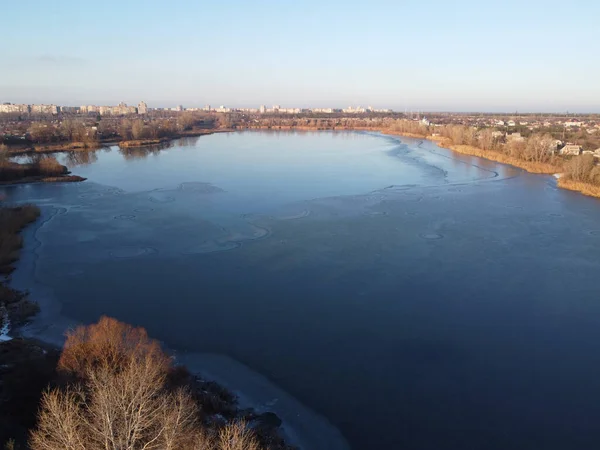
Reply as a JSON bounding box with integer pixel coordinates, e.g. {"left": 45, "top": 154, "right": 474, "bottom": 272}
{"left": 36, "top": 158, "right": 66, "bottom": 176}
{"left": 0, "top": 204, "right": 41, "bottom": 369}
{"left": 0, "top": 158, "right": 67, "bottom": 183}
{"left": 0, "top": 205, "right": 40, "bottom": 273}
{"left": 384, "top": 132, "right": 561, "bottom": 174}
{"left": 444, "top": 143, "right": 559, "bottom": 174}
{"left": 119, "top": 138, "right": 164, "bottom": 148}
{"left": 557, "top": 177, "right": 600, "bottom": 198}
{"left": 382, "top": 130, "right": 428, "bottom": 139}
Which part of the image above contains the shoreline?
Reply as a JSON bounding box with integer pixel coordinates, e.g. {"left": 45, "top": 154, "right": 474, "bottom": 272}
{"left": 380, "top": 129, "right": 600, "bottom": 199}
{"left": 13, "top": 125, "right": 600, "bottom": 200}
{"left": 5, "top": 206, "right": 349, "bottom": 450}
{"left": 4, "top": 128, "right": 230, "bottom": 155}
{"left": 0, "top": 174, "right": 86, "bottom": 186}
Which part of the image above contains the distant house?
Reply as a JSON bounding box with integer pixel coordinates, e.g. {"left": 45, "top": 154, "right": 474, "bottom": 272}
{"left": 559, "top": 143, "right": 582, "bottom": 156}
{"left": 507, "top": 132, "right": 525, "bottom": 142}
{"left": 564, "top": 121, "right": 583, "bottom": 127}
{"left": 594, "top": 148, "right": 600, "bottom": 158}
{"left": 507, "top": 120, "right": 516, "bottom": 127}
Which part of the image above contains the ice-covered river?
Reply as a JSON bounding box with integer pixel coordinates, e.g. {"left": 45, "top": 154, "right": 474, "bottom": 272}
{"left": 5, "top": 131, "right": 600, "bottom": 449}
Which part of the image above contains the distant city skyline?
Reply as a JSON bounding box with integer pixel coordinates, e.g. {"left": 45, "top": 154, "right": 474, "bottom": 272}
{"left": 3, "top": 100, "right": 598, "bottom": 116}
{"left": 2, "top": 0, "right": 599, "bottom": 113}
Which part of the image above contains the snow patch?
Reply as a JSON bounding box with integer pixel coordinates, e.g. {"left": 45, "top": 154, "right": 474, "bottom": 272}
{"left": 0, "top": 307, "right": 12, "bottom": 342}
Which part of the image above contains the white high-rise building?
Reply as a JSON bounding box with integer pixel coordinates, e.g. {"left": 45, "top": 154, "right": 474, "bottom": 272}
{"left": 137, "top": 101, "right": 148, "bottom": 114}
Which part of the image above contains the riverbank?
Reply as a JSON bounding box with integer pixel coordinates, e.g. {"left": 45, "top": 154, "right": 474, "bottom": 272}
{"left": 0, "top": 174, "right": 86, "bottom": 185}
{"left": 0, "top": 199, "right": 345, "bottom": 450}
{"left": 557, "top": 177, "right": 600, "bottom": 197}
{"left": 381, "top": 129, "right": 600, "bottom": 200}
{"left": 0, "top": 204, "right": 41, "bottom": 345}
{"left": 118, "top": 137, "right": 170, "bottom": 148}
{"left": 5, "top": 127, "right": 231, "bottom": 155}
{"left": 0, "top": 159, "right": 86, "bottom": 185}
{"left": 431, "top": 136, "right": 559, "bottom": 174}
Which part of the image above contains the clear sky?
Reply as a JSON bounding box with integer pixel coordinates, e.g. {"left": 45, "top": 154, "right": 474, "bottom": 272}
{"left": 2, "top": 0, "right": 599, "bottom": 112}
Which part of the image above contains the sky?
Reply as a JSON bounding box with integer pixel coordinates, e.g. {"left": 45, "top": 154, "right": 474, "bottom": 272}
{"left": 1, "top": 0, "right": 599, "bottom": 112}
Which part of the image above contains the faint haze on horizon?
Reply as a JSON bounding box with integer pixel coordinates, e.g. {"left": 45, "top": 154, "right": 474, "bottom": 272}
{"left": 1, "top": 0, "right": 599, "bottom": 113}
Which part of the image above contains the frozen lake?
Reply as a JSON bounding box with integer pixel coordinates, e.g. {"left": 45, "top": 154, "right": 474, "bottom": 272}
{"left": 5, "top": 131, "right": 600, "bottom": 449}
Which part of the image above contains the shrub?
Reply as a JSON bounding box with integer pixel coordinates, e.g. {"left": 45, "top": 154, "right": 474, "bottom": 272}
{"left": 35, "top": 158, "right": 66, "bottom": 177}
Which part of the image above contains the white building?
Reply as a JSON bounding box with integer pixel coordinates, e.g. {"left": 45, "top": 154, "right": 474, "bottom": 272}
{"left": 343, "top": 106, "right": 366, "bottom": 114}
{"left": 30, "top": 104, "right": 58, "bottom": 114}
{"left": 80, "top": 105, "right": 99, "bottom": 114}
{"left": 559, "top": 144, "right": 582, "bottom": 156}
{"left": 564, "top": 121, "right": 583, "bottom": 127}
{"left": 0, "top": 103, "right": 30, "bottom": 114}
{"left": 138, "top": 101, "right": 148, "bottom": 114}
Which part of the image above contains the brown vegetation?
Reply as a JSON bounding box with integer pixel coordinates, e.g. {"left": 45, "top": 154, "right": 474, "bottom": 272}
{"left": 557, "top": 177, "right": 600, "bottom": 197}
{"left": 29, "top": 317, "right": 271, "bottom": 450}
{"left": 0, "top": 155, "right": 85, "bottom": 185}
{"left": 0, "top": 204, "right": 40, "bottom": 335}
{"left": 27, "top": 120, "right": 99, "bottom": 148}
{"left": 118, "top": 138, "right": 166, "bottom": 148}
{"left": 0, "top": 204, "right": 40, "bottom": 273}
{"left": 433, "top": 139, "right": 559, "bottom": 174}
{"left": 555, "top": 154, "right": 600, "bottom": 197}
{"left": 0, "top": 204, "right": 47, "bottom": 447}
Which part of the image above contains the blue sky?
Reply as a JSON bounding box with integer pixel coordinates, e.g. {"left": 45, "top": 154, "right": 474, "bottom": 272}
{"left": 2, "top": 0, "right": 599, "bottom": 112}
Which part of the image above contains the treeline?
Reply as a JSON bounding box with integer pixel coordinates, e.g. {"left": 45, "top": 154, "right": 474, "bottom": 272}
{"left": 389, "top": 120, "right": 560, "bottom": 164}
{"left": 26, "top": 120, "right": 99, "bottom": 146}
{"left": 6, "top": 317, "right": 289, "bottom": 450}
{"left": 0, "top": 148, "right": 68, "bottom": 182}
{"left": 388, "top": 119, "right": 600, "bottom": 188}
{"left": 5, "top": 113, "right": 210, "bottom": 146}
{"left": 117, "top": 113, "right": 197, "bottom": 141}
{"left": 238, "top": 116, "right": 394, "bottom": 130}
{"left": 562, "top": 154, "right": 600, "bottom": 185}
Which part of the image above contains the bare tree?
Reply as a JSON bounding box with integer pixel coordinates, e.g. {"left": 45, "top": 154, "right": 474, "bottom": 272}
{"left": 32, "top": 317, "right": 194, "bottom": 450}
{"left": 478, "top": 129, "right": 495, "bottom": 151}
{"left": 178, "top": 113, "right": 196, "bottom": 132}
{"left": 563, "top": 154, "right": 595, "bottom": 182}
{"left": 31, "top": 317, "right": 265, "bottom": 450}
{"left": 28, "top": 123, "right": 56, "bottom": 143}
{"left": 29, "top": 388, "right": 88, "bottom": 450}
{"left": 131, "top": 120, "right": 146, "bottom": 140}
{"left": 216, "top": 421, "right": 261, "bottom": 450}
{"left": 523, "top": 133, "right": 555, "bottom": 163}
{"left": 462, "top": 127, "right": 477, "bottom": 146}
{"left": 118, "top": 120, "right": 133, "bottom": 140}
{"left": 60, "top": 119, "right": 77, "bottom": 141}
